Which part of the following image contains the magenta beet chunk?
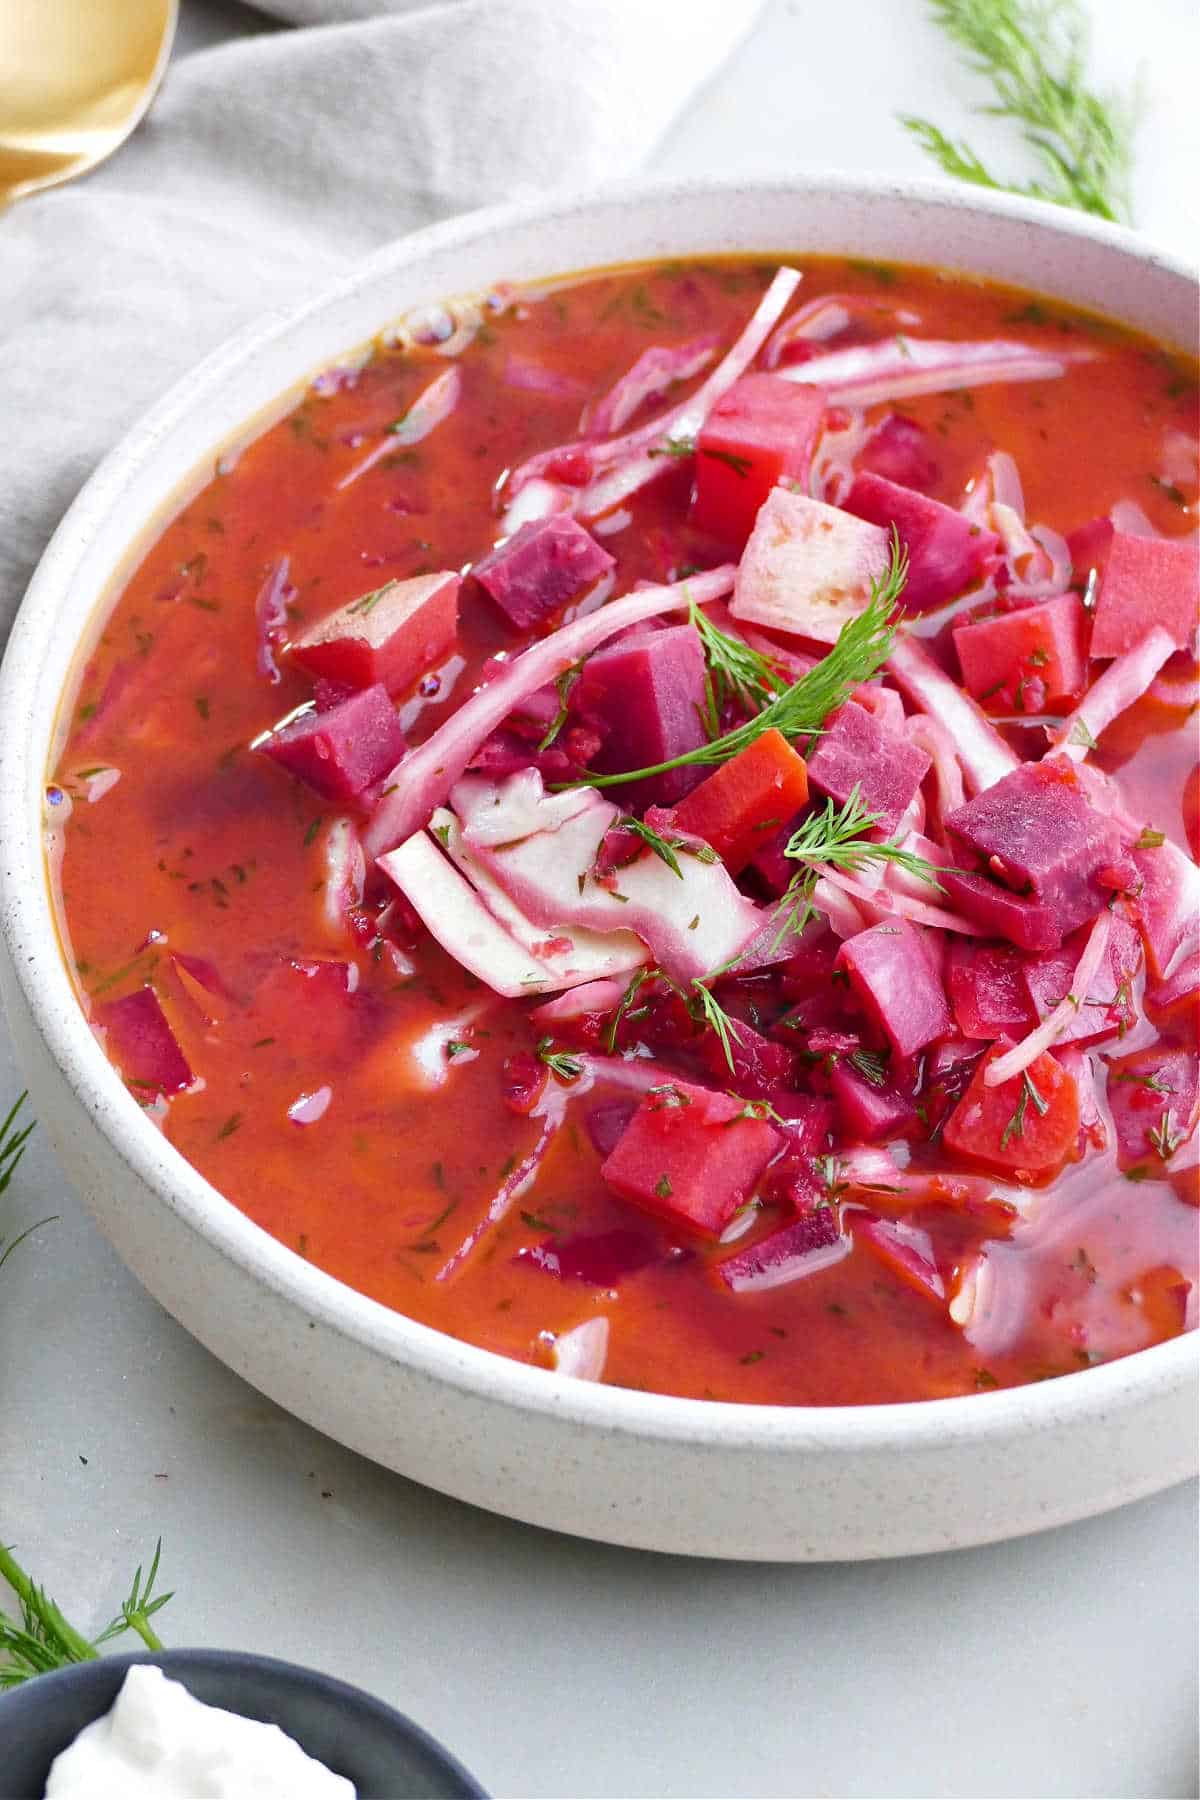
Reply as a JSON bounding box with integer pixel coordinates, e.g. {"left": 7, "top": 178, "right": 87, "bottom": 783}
{"left": 835, "top": 920, "right": 951, "bottom": 1058}
{"left": 516, "top": 1227, "right": 659, "bottom": 1285}
{"left": 939, "top": 871, "right": 1062, "bottom": 952}
{"left": 601, "top": 1078, "right": 781, "bottom": 1237}
{"left": 762, "top": 1153, "right": 827, "bottom": 1212}
{"left": 700, "top": 1016, "right": 797, "bottom": 1099}
{"left": 258, "top": 684, "right": 405, "bottom": 802}
{"left": 856, "top": 414, "right": 940, "bottom": 494}
{"left": 471, "top": 516, "right": 614, "bottom": 631}
{"left": 804, "top": 699, "right": 931, "bottom": 835}
{"left": 1105, "top": 1045, "right": 1199, "bottom": 1168}
{"left": 773, "top": 1096, "right": 836, "bottom": 1150}
{"left": 1070, "top": 519, "right": 1199, "bottom": 659}
{"left": 829, "top": 1061, "right": 917, "bottom": 1142}
{"left": 574, "top": 621, "right": 708, "bottom": 807}
{"left": 95, "top": 987, "right": 192, "bottom": 1095}
{"left": 844, "top": 471, "right": 998, "bottom": 610}
{"left": 946, "top": 940, "right": 1037, "bottom": 1038}
{"left": 1022, "top": 913, "right": 1142, "bottom": 1046}
{"left": 1128, "top": 840, "right": 1200, "bottom": 981}
{"left": 945, "top": 760, "right": 1131, "bottom": 944}
{"left": 585, "top": 1099, "right": 638, "bottom": 1157}
{"left": 717, "top": 1208, "right": 844, "bottom": 1292}
{"left": 748, "top": 816, "right": 804, "bottom": 896}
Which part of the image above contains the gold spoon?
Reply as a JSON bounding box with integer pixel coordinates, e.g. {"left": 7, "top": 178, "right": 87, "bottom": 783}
{"left": 0, "top": 0, "right": 178, "bottom": 209}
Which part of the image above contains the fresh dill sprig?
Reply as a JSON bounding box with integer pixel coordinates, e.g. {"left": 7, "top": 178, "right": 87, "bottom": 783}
{"left": 688, "top": 600, "right": 789, "bottom": 737}
{"left": 688, "top": 979, "right": 745, "bottom": 1074}
{"left": 576, "top": 535, "right": 907, "bottom": 792}
{"left": 0, "top": 1540, "right": 172, "bottom": 1689}
{"left": 0, "top": 1093, "right": 34, "bottom": 1198}
{"left": 537, "top": 660, "right": 584, "bottom": 753}
{"left": 771, "top": 786, "right": 944, "bottom": 949}
{"left": 536, "top": 1037, "right": 584, "bottom": 1083}
{"left": 608, "top": 816, "right": 720, "bottom": 880}
{"left": 902, "top": 0, "right": 1137, "bottom": 224}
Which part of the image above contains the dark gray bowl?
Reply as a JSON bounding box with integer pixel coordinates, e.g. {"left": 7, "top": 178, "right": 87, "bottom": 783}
{"left": 0, "top": 1649, "right": 487, "bottom": 1798}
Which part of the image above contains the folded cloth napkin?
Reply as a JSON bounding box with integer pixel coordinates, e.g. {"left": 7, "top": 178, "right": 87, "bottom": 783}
{"left": 0, "top": 0, "right": 764, "bottom": 647}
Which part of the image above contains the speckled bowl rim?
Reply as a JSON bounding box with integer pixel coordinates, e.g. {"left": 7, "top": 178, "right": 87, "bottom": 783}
{"left": 1, "top": 173, "right": 1196, "bottom": 1475}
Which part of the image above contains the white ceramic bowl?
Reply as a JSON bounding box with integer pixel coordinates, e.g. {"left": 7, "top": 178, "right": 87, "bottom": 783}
{"left": 2, "top": 176, "right": 1196, "bottom": 1561}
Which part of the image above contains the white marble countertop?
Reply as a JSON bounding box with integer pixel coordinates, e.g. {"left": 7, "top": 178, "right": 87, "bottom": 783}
{"left": 2, "top": 3, "right": 1197, "bottom": 1795}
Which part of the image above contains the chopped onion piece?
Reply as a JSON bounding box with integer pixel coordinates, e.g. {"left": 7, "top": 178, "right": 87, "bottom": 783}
{"left": 776, "top": 336, "right": 1089, "bottom": 407}
{"left": 337, "top": 366, "right": 462, "bottom": 491}
{"left": 1053, "top": 627, "right": 1177, "bottom": 761}
{"left": 551, "top": 1316, "right": 610, "bottom": 1381}
{"left": 888, "top": 635, "right": 1019, "bottom": 792}
{"left": 363, "top": 567, "right": 735, "bottom": 855}
{"left": 984, "top": 911, "right": 1112, "bottom": 1086}
{"left": 504, "top": 268, "right": 802, "bottom": 517}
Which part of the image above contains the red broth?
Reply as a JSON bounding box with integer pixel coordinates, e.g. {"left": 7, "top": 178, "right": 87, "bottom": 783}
{"left": 49, "top": 257, "right": 1199, "bottom": 1404}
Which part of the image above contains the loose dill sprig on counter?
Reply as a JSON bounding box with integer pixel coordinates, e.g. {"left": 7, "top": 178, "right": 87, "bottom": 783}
{"left": 0, "top": 1540, "right": 172, "bottom": 1689}
{"left": 770, "top": 787, "right": 944, "bottom": 948}
{"left": 902, "top": 0, "right": 1137, "bottom": 224}
{"left": 0, "top": 1093, "right": 53, "bottom": 1274}
{"left": 575, "top": 535, "right": 907, "bottom": 792}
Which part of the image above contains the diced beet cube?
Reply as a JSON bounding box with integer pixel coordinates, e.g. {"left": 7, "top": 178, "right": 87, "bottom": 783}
{"left": 730, "top": 488, "right": 892, "bottom": 645}
{"left": 600, "top": 1078, "right": 781, "bottom": 1237}
{"left": 500, "top": 1052, "right": 548, "bottom": 1115}
{"left": 944, "top": 760, "right": 1131, "bottom": 946}
{"left": 829, "top": 1061, "right": 917, "bottom": 1143}
{"left": 95, "top": 987, "right": 192, "bottom": 1096}
{"left": 939, "top": 871, "right": 1062, "bottom": 952}
{"left": 778, "top": 923, "right": 842, "bottom": 998}
{"left": 844, "top": 471, "right": 999, "bottom": 611}
{"left": 699, "top": 1017, "right": 798, "bottom": 1100}
{"left": 761, "top": 1154, "right": 826, "bottom": 1212}
{"left": 748, "top": 817, "right": 804, "bottom": 897}
{"left": 717, "top": 1208, "right": 844, "bottom": 1292}
{"left": 835, "top": 920, "right": 951, "bottom": 1058}
{"left": 573, "top": 622, "right": 708, "bottom": 807}
{"left": 691, "top": 374, "right": 825, "bottom": 548}
{"left": 289, "top": 572, "right": 460, "bottom": 697}
{"left": 1127, "top": 839, "right": 1200, "bottom": 980}
{"left": 1021, "top": 913, "right": 1142, "bottom": 1047}
{"left": 947, "top": 940, "right": 1037, "bottom": 1039}
{"left": 257, "top": 684, "right": 405, "bottom": 802}
{"left": 804, "top": 699, "right": 931, "bottom": 836}
{"left": 1070, "top": 520, "right": 1199, "bottom": 659}
{"left": 1144, "top": 952, "right": 1200, "bottom": 1045}
{"left": 856, "top": 414, "right": 940, "bottom": 494}
{"left": 668, "top": 729, "right": 809, "bottom": 873}
{"left": 517, "top": 1227, "right": 659, "bottom": 1286}
{"left": 1105, "top": 1045, "right": 1199, "bottom": 1168}
{"left": 953, "top": 593, "right": 1088, "bottom": 712}
{"left": 852, "top": 1213, "right": 946, "bottom": 1306}
{"left": 942, "top": 1047, "right": 1080, "bottom": 1181}
{"left": 471, "top": 516, "right": 614, "bottom": 631}
{"left": 773, "top": 1095, "right": 836, "bottom": 1152}
{"left": 584, "top": 1099, "right": 638, "bottom": 1157}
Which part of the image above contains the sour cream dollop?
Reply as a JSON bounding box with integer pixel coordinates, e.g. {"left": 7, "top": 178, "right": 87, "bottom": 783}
{"left": 44, "top": 1663, "right": 356, "bottom": 1799}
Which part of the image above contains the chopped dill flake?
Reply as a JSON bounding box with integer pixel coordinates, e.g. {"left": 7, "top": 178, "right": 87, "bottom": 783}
{"left": 537, "top": 1037, "right": 584, "bottom": 1083}
{"left": 216, "top": 1112, "right": 243, "bottom": 1140}
{"left": 654, "top": 1173, "right": 673, "bottom": 1199}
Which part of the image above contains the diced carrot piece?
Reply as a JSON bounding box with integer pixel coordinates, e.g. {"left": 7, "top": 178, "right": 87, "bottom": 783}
{"left": 691, "top": 374, "right": 824, "bottom": 548}
{"left": 289, "top": 571, "right": 460, "bottom": 695}
{"left": 942, "top": 1047, "right": 1080, "bottom": 1181}
{"left": 953, "top": 594, "right": 1088, "bottom": 712}
{"left": 600, "top": 1078, "right": 781, "bottom": 1237}
{"left": 668, "top": 728, "right": 808, "bottom": 873}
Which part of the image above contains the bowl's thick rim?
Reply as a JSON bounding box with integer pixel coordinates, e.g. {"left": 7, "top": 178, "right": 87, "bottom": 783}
{"left": 1, "top": 170, "right": 1196, "bottom": 1462}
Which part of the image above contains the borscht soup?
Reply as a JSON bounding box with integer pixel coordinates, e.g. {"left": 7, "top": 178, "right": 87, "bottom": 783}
{"left": 47, "top": 255, "right": 1199, "bottom": 1405}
